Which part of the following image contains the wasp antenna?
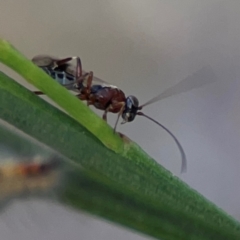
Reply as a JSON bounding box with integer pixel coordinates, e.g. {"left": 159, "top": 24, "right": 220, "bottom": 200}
{"left": 139, "top": 66, "right": 216, "bottom": 109}
{"left": 137, "top": 112, "right": 187, "bottom": 173}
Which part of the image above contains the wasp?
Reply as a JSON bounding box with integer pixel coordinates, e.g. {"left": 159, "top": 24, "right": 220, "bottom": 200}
{"left": 32, "top": 55, "right": 213, "bottom": 172}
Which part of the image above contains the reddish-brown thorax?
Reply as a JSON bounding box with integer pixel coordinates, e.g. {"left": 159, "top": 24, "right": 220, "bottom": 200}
{"left": 79, "top": 86, "right": 126, "bottom": 113}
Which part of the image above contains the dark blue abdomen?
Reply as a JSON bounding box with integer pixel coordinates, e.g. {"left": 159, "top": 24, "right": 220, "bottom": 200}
{"left": 41, "top": 67, "right": 75, "bottom": 86}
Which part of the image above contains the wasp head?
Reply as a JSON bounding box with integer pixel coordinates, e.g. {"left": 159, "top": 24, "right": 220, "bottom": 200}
{"left": 122, "top": 96, "right": 139, "bottom": 123}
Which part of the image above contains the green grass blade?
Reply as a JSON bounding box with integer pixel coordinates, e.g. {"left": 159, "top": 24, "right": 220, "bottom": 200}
{"left": 63, "top": 168, "right": 240, "bottom": 240}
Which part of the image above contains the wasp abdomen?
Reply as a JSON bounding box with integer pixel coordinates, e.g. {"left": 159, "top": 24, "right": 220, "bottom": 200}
{"left": 41, "top": 67, "right": 75, "bottom": 85}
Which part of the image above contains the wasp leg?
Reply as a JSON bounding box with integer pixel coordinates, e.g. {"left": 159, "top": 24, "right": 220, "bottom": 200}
{"left": 77, "top": 94, "right": 87, "bottom": 100}
{"left": 102, "top": 100, "right": 124, "bottom": 123}
{"left": 33, "top": 91, "right": 44, "bottom": 95}
{"left": 102, "top": 108, "right": 109, "bottom": 122}
{"left": 85, "top": 71, "right": 93, "bottom": 93}
{"left": 101, "top": 102, "right": 125, "bottom": 131}
{"left": 76, "top": 71, "right": 94, "bottom": 103}
{"left": 113, "top": 102, "right": 125, "bottom": 132}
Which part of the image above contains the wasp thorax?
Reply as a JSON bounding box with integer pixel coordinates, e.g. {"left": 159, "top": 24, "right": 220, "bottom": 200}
{"left": 122, "top": 96, "right": 139, "bottom": 122}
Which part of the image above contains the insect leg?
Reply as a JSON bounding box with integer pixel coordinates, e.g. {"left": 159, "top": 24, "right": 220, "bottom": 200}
{"left": 33, "top": 91, "right": 44, "bottom": 95}
{"left": 86, "top": 71, "right": 93, "bottom": 93}
{"left": 102, "top": 112, "right": 108, "bottom": 121}
{"left": 112, "top": 102, "right": 125, "bottom": 132}
{"left": 102, "top": 107, "right": 110, "bottom": 122}
{"left": 76, "top": 71, "right": 94, "bottom": 101}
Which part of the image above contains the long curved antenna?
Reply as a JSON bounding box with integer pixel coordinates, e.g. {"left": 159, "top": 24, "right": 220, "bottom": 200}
{"left": 139, "top": 66, "right": 216, "bottom": 108}
{"left": 137, "top": 112, "right": 187, "bottom": 173}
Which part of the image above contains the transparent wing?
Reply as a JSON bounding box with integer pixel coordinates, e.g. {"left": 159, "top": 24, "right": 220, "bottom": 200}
{"left": 32, "top": 55, "right": 56, "bottom": 67}
{"left": 140, "top": 66, "right": 216, "bottom": 108}
{"left": 82, "top": 70, "right": 109, "bottom": 85}
{"left": 65, "top": 65, "right": 117, "bottom": 92}
{"left": 33, "top": 55, "right": 117, "bottom": 92}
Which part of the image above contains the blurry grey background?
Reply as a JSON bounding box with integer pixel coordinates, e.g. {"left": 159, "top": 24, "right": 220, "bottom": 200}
{"left": 1, "top": 0, "right": 240, "bottom": 239}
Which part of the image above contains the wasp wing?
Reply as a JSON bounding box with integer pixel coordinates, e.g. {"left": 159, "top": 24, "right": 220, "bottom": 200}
{"left": 32, "top": 55, "right": 57, "bottom": 67}
{"left": 65, "top": 64, "right": 117, "bottom": 92}
{"left": 140, "top": 66, "right": 216, "bottom": 108}
{"left": 33, "top": 55, "right": 117, "bottom": 92}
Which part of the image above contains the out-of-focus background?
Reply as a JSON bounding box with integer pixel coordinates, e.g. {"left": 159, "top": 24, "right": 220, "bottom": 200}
{"left": 1, "top": 1, "right": 240, "bottom": 239}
